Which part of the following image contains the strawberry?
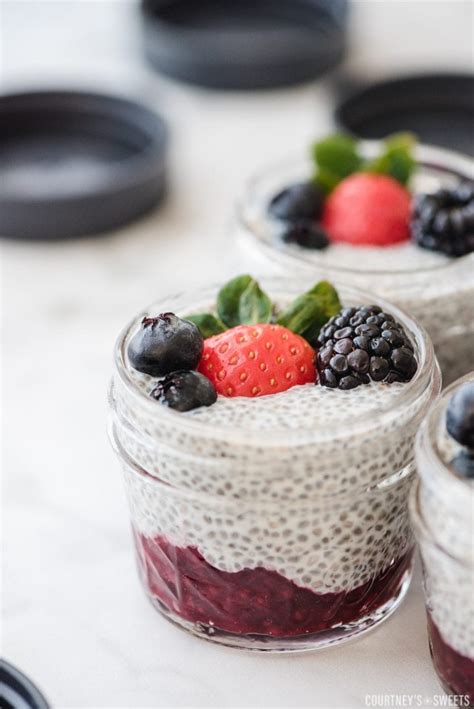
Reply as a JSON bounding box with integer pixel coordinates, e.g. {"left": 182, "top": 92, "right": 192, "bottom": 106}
{"left": 198, "top": 324, "right": 316, "bottom": 397}
{"left": 321, "top": 173, "right": 411, "bottom": 247}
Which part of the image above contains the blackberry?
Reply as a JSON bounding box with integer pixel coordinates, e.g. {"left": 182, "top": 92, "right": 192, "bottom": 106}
{"left": 150, "top": 370, "right": 217, "bottom": 412}
{"left": 411, "top": 181, "right": 474, "bottom": 257}
{"left": 316, "top": 305, "right": 417, "bottom": 390}
{"left": 281, "top": 220, "right": 329, "bottom": 250}
{"left": 268, "top": 181, "right": 324, "bottom": 222}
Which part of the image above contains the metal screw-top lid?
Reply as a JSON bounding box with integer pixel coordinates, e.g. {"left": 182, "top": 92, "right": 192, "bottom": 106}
{"left": 335, "top": 73, "right": 474, "bottom": 156}
{"left": 0, "top": 660, "right": 49, "bottom": 709}
{"left": 0, "top": 90, "right": 168, "bottom": 240}
{"left": 141, "top": 0, "right": 348, "bottom": 90}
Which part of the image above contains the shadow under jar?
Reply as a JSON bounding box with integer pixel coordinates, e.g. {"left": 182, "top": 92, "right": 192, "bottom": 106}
{"left": 410, "top": 373, "right": 474, "bottom": 701}
{"left": 238, "top": 144, "right": 474, "bottom": 386}
{"left": 108, "top": 281, "right": 440, "bottom": 651}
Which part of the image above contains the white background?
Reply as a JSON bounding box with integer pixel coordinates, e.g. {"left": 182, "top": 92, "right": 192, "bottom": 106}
{"left": 1, "top": 1, "right": 473, "bottom": 707}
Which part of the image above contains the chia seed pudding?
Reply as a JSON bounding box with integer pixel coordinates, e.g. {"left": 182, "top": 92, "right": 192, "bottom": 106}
{"left": 238, "top": 142, "right": 474, "bottom": 385}
{"left": 108, "top": 279, "right": 440, "bottom": 651}
{"left": 410, "top": 374, "right": 474, "bottom": 700}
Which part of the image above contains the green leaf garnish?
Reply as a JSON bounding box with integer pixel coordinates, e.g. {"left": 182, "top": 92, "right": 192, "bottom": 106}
{"left": 186, "top": 313, "right": 226, "bottom": 338}
{"left": 277, "top": 281, "right": 341, "bottom": 345}
{"left": 311, "top": 131, "right": 417, "bottom": 192}
{"left": 238, "top": 279, "right": 273, "bottom": 325}
{"left": 312, "top": 134, "right": 363, "bottom": 193}
{"left": 364, "top": 132, "right": 416, "bottom": 185}
{"left": 217, "top": 275, "right": 272, "bottom": 328}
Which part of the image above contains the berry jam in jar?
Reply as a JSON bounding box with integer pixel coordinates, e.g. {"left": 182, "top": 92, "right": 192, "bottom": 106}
{"left": 109, "top": 280, "right": 440, "bottom": 651}
{"left": 410, "top": 373, "right": 474, "bottom": 701}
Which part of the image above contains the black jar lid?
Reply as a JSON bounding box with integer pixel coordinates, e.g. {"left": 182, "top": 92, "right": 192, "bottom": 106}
{"left": 0, "top": 90, "right": 168, "bottom": 240}
{"left": 335, "top": 73, "right": 474, "bottom": 156}
{"left": 140, "top": 0, "right": 348, "bottom": 90}
{"left": 0, "top": 660, "right": 49, "bottom": 709}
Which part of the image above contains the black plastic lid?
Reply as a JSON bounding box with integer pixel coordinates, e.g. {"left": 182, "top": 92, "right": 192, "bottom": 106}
{"left": 335, "top": 73, "right": 474, "bottom": 156}
{"left": 0, "top": 660, "right": 49, "bottom": 709}
{"left": 0, "top": 90, "right": 168, "bottom": 240}
{"left": 140, "top": 0, "right": 348, "bottom": 90}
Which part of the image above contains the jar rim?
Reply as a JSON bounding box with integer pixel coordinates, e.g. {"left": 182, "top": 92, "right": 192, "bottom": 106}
{"left": 415, "top": 372, "right": 474, "bottom": 500}
{"left": 237, "top": 141, "right": 474, "bottom": 280}
{"left": 112, "top": 277, "right": 440, "bottom": 448}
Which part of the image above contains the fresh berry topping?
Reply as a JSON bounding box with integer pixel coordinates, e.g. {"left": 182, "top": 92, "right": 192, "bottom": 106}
{"left": 451, "top": 451, "right": 474, "bottom": 479}
{"left": 446, "top": 382, "right": 474, "bottom": 450}
{"left": 150, "top": 370, "right": 217, "bottom": 412}
{"left": 321, "top": 173, "right": 411, "bottom": 246}
{"left": 128, "top": 313, "right": 203, "bottom": 377}
{"left": 316, "top": 305, "right": 417, "bottom": 389}
{"left": 268, "top": 181, "right": 324, "bottom": 222}
{"left": 281, "top": 220, "right": 329, "bottom": 250}
{"left": 198, "top": 324, "right": 316, "bottom": 398}
{"left": 411, "top": 182, "right": 474, "bottom": 257}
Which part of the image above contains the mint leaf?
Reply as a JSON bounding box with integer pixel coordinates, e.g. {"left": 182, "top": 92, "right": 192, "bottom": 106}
{"left": 238, "top": 279, "right": 272, "bottom": 325}
{"left": 307, "top": 280, "right": 341, "bottom": 315}
{"left": 277, "top": 281, "right": 341, "bottom": 345}
{"left": 277, "top": 294, "right": 323, "bottom": 334}
{"left": 186, "top": 313, "right": 226, "bottom": 338}
{"left": 217, "top": 275, "right": 272, "bottom": 328}
{"left": 312, "top": 134, "right": 363, "bottom": 192}
{"left": 312, "top": 167, "right": 341, "bottom": 194}
{"left": 364, "top": 132, "right": 417, "bottom": 185}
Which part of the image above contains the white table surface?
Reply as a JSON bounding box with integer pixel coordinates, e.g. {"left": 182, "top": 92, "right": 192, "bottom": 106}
{"left": 2, "top": 2, "right": 473, "bottom": 707}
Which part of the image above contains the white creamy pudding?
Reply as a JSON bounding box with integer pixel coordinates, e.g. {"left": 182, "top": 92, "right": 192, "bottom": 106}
{"left": 239, "top": 144, "right": 474, "bottom": 384}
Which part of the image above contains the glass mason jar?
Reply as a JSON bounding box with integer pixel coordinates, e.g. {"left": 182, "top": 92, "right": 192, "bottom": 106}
{"left": 410, "top": 373, "right": 474, "bottom": 701}
{"left": 108, "top": 280, "right": 440, "bottom": 652}
{"left": 238, "top": 143, "right": 474, "bottom": 385}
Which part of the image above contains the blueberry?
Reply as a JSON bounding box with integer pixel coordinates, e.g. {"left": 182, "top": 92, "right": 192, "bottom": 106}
{"left": 128, "top": 313, "right": 203, "bottom": 377}
{"left": 269, "top": 181, "right": 324, "bottom": 221}
{"left": 150, "top": 370, "right": 217, "bottom": 412}
{"left": 451, "top": 451, "right": 474, "bottom": 479}
{"left": 281, "top": 220, "right": 329, "bottom": 250}
{"left": 446, "top": 382, "right": 474, "bottom": 449}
